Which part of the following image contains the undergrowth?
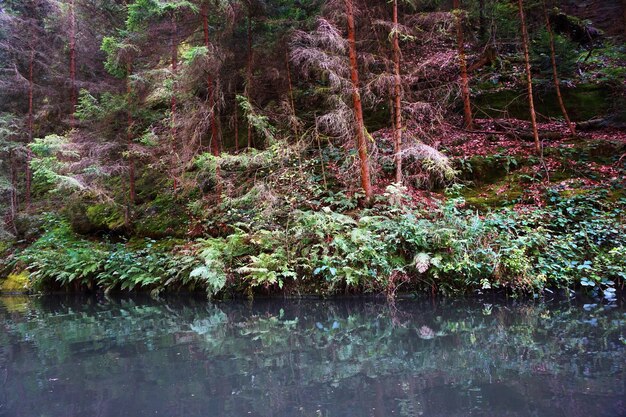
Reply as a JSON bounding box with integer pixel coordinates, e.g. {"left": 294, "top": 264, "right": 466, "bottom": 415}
{"left": 4, "top": 188, "right": 624, "bottom": 299}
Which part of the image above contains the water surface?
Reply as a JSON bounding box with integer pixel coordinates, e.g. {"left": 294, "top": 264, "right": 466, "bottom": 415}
{"left": 0, "top": 295, "right": 624, "bottom": 417}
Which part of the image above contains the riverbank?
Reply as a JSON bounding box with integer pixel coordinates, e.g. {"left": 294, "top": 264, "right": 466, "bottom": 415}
{"left": 2, "top": 122, "right": 624, "bottom": 299}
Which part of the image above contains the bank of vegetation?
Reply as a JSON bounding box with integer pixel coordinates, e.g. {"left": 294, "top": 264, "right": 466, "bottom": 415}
{"left": 0, "top": 0, "right": 624, "bottom": 298}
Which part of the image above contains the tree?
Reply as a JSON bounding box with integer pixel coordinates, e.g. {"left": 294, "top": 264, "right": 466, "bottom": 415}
{"left": 201, "top": 0, "right": 219, "bottom": 157}
{"left": 345, "top": 0, "right": 372, "bottom": 201}
{"left": 517, "top": 0, "right": 540, "bottom": 154}
{"left": 69, "top": 0, "right": 77, "bottom": 128}
{"left": 392, "top": 0, "right": 403, "bottom": 184}
{"left": 453, "top": 0, "right": 473, "bottom": 130}
{"left": 543, "top": 0, "right": 575, "bottom": 135}
{"left": 0, "top": 0, "right": 51, "bottom": 209}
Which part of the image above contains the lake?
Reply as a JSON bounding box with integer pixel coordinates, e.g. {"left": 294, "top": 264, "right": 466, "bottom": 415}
{"left": 0, "top": 295, "right": 624, "bottom": 417}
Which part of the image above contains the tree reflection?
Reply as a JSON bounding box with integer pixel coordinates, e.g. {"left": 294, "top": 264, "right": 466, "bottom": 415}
{"left": 0, "top": 295, "right": 624, "bottom": 417}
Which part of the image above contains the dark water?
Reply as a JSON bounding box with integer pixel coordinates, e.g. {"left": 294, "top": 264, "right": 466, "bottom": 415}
{"left": 0, "top": 295, "right": 624, "bottom": 417}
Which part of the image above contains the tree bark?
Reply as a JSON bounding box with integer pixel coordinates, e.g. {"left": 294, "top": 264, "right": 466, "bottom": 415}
{"left": 246, "top": 12, "right": 253, "bottom": 149}
{"left": 69, "top": 0, "right": 76, "bottom": 128}
{"left": 26, "top": 49, "right": 34, "bottom": 209}
{"left": 285, "top": 50, "right": 299, "bottom": 140}
{"left": 623, "top": 0, "right": 626, "bottom": 36}
{"left": 171, "top": 15, "right": 178, "bottom": 146}
{"left": 126, "top": 60, "right": 136, "bottom": 205}
{"left": 234, "top": 93, "right": 239, "bottom": 152}
{"left": 453, "top": 0, "right": 473, "bottom": 130}
{"left": 345, "top": 0, "right": 373, "bottom": 201}
{"left": 479, "top": 0, "right": 486, "bottom": 41}
{"left": 517, "top": 0, "right": 541, "bottom": 154}
{"left": 9, "top": 151, "right": 18, "bottom": 234}
{"left": 392, "top": 0, "right": 403, "bottom": 184}
{"left": 202, "top": 3, "right": 221, "bottom": 201}
{"left": 202, "top": 3, "right": 219, "bottom": 156}
{"left": 543, "top": 0, "right": 575, "bottom": 135}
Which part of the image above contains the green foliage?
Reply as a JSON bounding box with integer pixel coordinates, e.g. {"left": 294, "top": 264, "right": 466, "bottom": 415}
{"left": 75, "top": 90, "right": 127, "bottom": 121}
{"left": 86, "top": 202, "right": 125, "bottom": 230}
{"left": 100, "top": 36, "right": 130, "bottom": 78}
{"left": 532, "top": 29, "right": 579, "bottom": 77}
{"left": 13, "top": 188, "right": 625, "bottom": 298}
{"left": 29, "top": 135, "right": 84, "bottom": 194}
{"left": 530, "top": 191, "right": 626, "bottom": 298}
{"left": 17, "top": 218, "right": 108, "bottom": 289}
{"left": 182, "top": 46, "right": 208, "bottom": 64}
{"left": 237, "top": 95, "right": 277, "bottom": 146}
{"left": 126, "top": 0, "right": 198, "bottom": 31}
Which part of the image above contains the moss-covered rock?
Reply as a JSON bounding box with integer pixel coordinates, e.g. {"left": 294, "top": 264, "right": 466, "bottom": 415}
{"left": 14, "top": 213, "right": 45, "bottom": 241}
{"left": 463, "top": 179, "right": 524, "bottom": 210}
{"left": 1, "top": 270, "right": 31, "bottom": 294}
{"left": 134, "top": 195, "right": 189, "bottom": 238}
{"left": 86, "top": 202, "right": 126, "bottom": 231}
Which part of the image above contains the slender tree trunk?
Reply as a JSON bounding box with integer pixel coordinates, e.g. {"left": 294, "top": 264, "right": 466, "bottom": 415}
{"left": 126, "top": 60, "right": 136, "bottom": 205}
{"left": 345, "top": 0, "right": 373, "bottom": 201}
{"left": 9, "top": 152, "right": 18, "bottom": 234}
{"left": 202, "top": 3, "right": 219, "bottom": 156}
{"left": 171, "top": 14, "right": 178, "bottom": 190}
{"left": 286, "top": 50, "right": 305, "bottom": 177}
{"left": 171, "top": 15, "right": 178, "bottom": 144}
{"left": 543, "top": 1, "right": 575, "bottom": 135}
{"left": 285, "top": 50, "right": 299, "bottom": 139}
{"left": 392, "top": 0, "right": 403, "bottom": 184}
{"left": 234, "top": 93, "right": 239, "bottom": 152}
{"left": 623, "top": 0, "right": 626, "bottom": 37}
{"left": 517, "top": 0, "right": 541, "bottom": 154}
{"left": 246, "top": 12, "right": 253, "bottom": 149}
{"left": 26, "top": 49, "right": 34, "bottom": 209}
{"left": 69, "top": 0, "right": 76, "bottom": 128}
{"left": 202, "top": 4, "right": 221, "bottom": 201}
{"left": 454, "top": 0, "right": 473, "bottom": 130}
{"left": 479, "top": 0, "right": 486, "bottom": 42}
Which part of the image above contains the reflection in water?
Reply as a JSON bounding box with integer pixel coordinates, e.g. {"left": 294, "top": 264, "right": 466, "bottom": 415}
{"left": 0, "top": 295, "right": 624, "bottom": 417}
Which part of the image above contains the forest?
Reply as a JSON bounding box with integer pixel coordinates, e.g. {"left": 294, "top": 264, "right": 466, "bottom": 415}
{"left": 0, "top": 0, "right": 625, "bottom": 298}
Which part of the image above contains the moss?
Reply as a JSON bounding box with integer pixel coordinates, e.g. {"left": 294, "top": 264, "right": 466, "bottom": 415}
{"left": 86, "top": 202, "right": 126, "bottom": 231}
{"left": 463, "top": 178, "right": 524, "bottom": 210}
{"left": 1, "top": 270, "right": 31, "bottom": 294}
{"left": 462, "top": 155, "right": 519, "bottom": 184}
{"left": 134, "top": 195, "right": 189, "bottom": 238}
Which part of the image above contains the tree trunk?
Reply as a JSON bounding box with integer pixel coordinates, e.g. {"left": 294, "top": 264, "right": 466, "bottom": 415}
{"left": 69, "top": 0, "right": 76, "bottom": 128}
{"left": 392, "top": 0, "right": 403, "bottom": 184}
{"left": 9, "top": 152, "right": 18, "bottom": 235}
{"left": 623, "top": 0, "right": 626, "bottom": 36}
{"left": 345, "top": 0, "right": 373, "bottom": 201}
{"left": 517, "top": 0, "right": 541, "bottom": 154}
{"left": 479, "top": 0, "right": 486, "bottom": 41}
{"left": 171, "top": 15, "right": 178, "bottom": 145}
{"left": 202, "top": 3, "right": 221, "bottom": 201}
{"left": 246, "top": 12, "right": 253, "bottom": 149}
{"left": 543, "top": 1, "right": 575, "bottom": 135}
{"left": 202, "top": 3, "right": 219, "bottom": 156}
{"left": 285, "top": 50, "right": 299, "bottom": 140}
{"left": 26, "top": 49, "right": 34, "bottom": 209}
{"left": 171, "top": 14, "right": 178, "bottom": 190}
{"left": 453, "top": 0, "right": 473, "bottom": 130}
{"left": 126, "top": 61, "right": 136, "bottom": 205}
{"left": 234, "top": 93, "right": 239, "bottom": 152}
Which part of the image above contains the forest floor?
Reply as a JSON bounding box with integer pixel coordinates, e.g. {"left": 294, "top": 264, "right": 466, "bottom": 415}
{"left": 451, "top": 120, "right": 625, "bottom": 209}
